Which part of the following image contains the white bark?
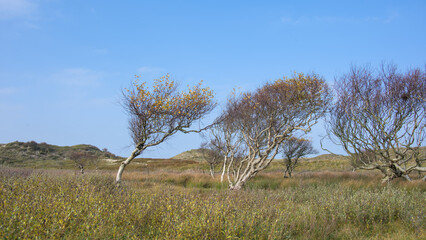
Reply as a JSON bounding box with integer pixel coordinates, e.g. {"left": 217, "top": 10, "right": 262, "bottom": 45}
{"left": 412, "top": 166, "right": 426, "bottom": 172}
{"left": 402, "top": 174, "right": 412, "bottom": 181}
{"left": 209, "top": 165, "right": 215, "bottom": 178}
{"left": 220, "top": 156, "right": 227, "bottom": 183}
{"left": 116, "top": 147, "right": 141, "bottom": 186}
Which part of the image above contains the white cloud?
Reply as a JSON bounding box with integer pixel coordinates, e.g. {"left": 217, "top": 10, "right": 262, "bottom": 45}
{"left": 51, "top": 68, "right": 103, "bottom": 87}
{"left": 138, "top": 66, "right": 165, "bottom": 75}
{"left": 0, "top": 0, "right": 36, "bottom": 19}
{"left": 382, "top": 12, "right": 399, "bottom": 24}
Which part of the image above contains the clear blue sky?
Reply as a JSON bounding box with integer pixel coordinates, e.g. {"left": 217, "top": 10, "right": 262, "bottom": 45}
{"left": 1, "top": 0, "right": 425, "bottom": 158}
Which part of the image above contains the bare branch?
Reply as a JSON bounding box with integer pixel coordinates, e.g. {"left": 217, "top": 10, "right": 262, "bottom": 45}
{"left": 325, "top": 63, "right": 426, "bottom": 182}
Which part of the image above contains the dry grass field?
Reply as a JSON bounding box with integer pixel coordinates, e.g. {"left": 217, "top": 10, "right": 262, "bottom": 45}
{"left": 0, "top": 150, "right": 425, "bottom": 239}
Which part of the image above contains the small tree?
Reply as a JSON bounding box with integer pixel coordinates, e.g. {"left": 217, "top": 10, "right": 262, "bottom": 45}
{"left": 69, "top": 151, "right": 99, "bottom": 174}
{"left": 281, "top": 137, "right": 317, "bottom": 178}
{"left": 200, "top": 142, "right": 223, "bottom": 178}
{"left": 326, "top": 64, "right": 426, "bottom": 182}
{"left": 222, "top": 73, "right": 331, "bottom": 190}
{"left": 116, "top": 74, "right": 215, "bottom": 185}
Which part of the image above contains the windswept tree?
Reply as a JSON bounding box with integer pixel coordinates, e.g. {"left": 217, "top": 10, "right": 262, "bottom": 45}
{"left": 281, "top": 137, "right": 317, "bottom": 178}
{"left": 326, "top": 64, "right": 426, "bottom": 182}
{"left": 116, "top": 75, "right": 216, "bottom": 185}
{"left": 221, "top": 73, "right": 331, "bottom": 190}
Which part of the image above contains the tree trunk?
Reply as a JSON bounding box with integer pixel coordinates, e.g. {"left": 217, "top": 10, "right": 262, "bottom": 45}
{"left": 229, "top": 171, "right": 254, "bottom": 190}
{"left": 381, "top": 170, "right": 399, "bottom": 183}
{"left": 209, "top": 165, "right": 215, "bottom": 178}
{"left": 220, "top": 156, "right": 227, "bottom": 183}
{"left": 116, "top": 148, "right": 141, "bottom": 186}
{"left": 230, "top": 181, "right": 244, "bottom": 190}
{"left": 402, "top": 174, "right": 412, "bottom": 181}
{"left": 283, "top": 170, "right": 289, "bottom": 178}
{"left": 284, "top": 159, "right": 292, "bottom": 178}
{"left": 381, "top": 175, "right": 393, "bottom": 183}
{"left": 78, "top": 164, "right": 84, "bottom": 174}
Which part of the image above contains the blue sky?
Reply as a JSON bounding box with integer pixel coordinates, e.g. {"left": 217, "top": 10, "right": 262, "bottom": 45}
{"left": 1, "top": 0, "right": 425, "bottom": 158}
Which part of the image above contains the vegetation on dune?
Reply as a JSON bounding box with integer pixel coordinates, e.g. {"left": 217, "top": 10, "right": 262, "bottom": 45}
{"left": 171, "top": 148, "right": 211, "bottom": 162}
{"left": 2, "top": 141, "right": 423, "bottom": 177}
{"left": 0, "top": 168, "right": 424, "bottom": 239}
{"left": 0, "top": 141, "right": 118, "bottom": 169}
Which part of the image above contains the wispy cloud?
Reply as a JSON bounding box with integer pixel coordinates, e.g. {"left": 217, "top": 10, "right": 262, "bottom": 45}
{"left": 0, "top": 0, "right": 36, "bottom": 20}
{"left": 0, "top": 87, "right": 18, "bottom": 96}
{"left": 138, "top": 66, "right": 165, "bottom": 75}
{"left": 281, "top": 12, "right": 400, "bottom": 25}
{"left": 381, "top": 11, "right": 399, "bottom": 24}
{"left": 51, "top": 68, "right": 103, "bottom": 87}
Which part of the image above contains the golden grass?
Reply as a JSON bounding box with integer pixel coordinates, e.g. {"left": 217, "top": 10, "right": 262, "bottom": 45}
{"left": 1, "top": 149, "right": 425, "bottom": 239}
{"left": 1, "top": 167, "right": 424, "bottom": 239}
{"left": 0, "top": 168, "right": 426, "bottom": 239}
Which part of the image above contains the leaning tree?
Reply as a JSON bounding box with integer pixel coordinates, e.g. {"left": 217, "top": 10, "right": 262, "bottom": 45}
{"left": 326, "top": 64, "right": 426, "bottom": 182}
{"left": 220, "top": 73, "right": 331, "bottom": 190}
{"left": 116, "top": 75, "right": 215, "bottom": 185}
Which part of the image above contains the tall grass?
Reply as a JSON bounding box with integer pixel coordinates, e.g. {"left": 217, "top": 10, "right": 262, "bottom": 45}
{"left": 0, "top": 168, "right": 424, "bottom": 239}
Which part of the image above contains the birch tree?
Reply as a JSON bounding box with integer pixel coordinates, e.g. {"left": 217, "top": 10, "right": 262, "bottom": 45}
{"left": 202, "top": 113, "right": 245, "bottom": 183}
{"left": 116, "top": 75, "right": 215, "bottom": 185}
{"left": 222, "top": 73, "right": 331, "bottom": 190}
{"left": 326, "top": 64, "right": 426, "bottom": 182}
